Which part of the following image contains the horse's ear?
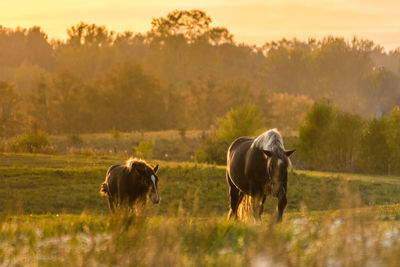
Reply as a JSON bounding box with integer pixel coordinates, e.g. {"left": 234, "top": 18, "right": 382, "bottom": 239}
{"left": 285, "top": 149, "right": 296, "bottom": 157}
{"left": 263, "top": 150, "right": 273, "bottom": 157}
{"left": 154, "top": 164, "right": 159, "bottom": 173}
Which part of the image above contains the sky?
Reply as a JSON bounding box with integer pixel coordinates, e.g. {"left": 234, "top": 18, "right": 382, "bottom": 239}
{"left": 1, "top": 0, "right": 400, "bottom": 50}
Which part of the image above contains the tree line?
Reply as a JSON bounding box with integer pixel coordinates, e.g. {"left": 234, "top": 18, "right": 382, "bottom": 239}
{"left": 194, "top": 100, "right": 400, "bottom": 176}
{"left": 298, "top": 99, "right": 400, "bottom": 175}
{"left": 1, "top": 9, "right": 400, "bottom": 137}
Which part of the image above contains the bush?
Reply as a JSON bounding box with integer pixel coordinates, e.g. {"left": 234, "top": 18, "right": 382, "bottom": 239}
{"left": 110, "top": 127, "right": 121, "bottom": 140}
{"left": 384, "top": 107, "right": 400, "bottom": 174}
{"left": 134, "top": 140, "right": 155, "bottom": 159}
{"left": 298, "top": 99, "right": 364, "bottom": 171}
{"left": 196, "top": 104, "right": 265, "bottom": 164}
{"left": 11, "top": 130, "right": 51, "bottom": 153}
{"left": 359, "top": 118, "right": 390, "bottom": 174}
{"left": 69, "top": 133, "right": 84, "bottom": 146}
{"left": 216, "top": 104, "right": 265, "bottom": 144}
{"left": 195, "top": 138, "right": 228, "bottom": 164}
{"left": 297, "top": 99, "right": 336, "bottom": 166}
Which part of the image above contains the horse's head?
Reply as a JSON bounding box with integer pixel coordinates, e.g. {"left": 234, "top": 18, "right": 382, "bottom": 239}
{"left": 130, "top": 160, "right": 160, "bottom": 204}
{"left": 146, "top": 164, "right": 160, "bottom": 204}
{"left": 263, "top": 149, "right": 295, "bottom": 197}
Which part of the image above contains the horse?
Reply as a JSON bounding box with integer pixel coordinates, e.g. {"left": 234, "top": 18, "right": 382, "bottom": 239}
{"left": 226, "top": 129, "right": 295, "bottom": 222}
{"left": 100, "top": 158, "right": 160, "bottom": 213}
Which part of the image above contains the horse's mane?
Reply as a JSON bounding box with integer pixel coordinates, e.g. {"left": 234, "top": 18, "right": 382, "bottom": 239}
{"left": 253, "top": 129, "right": 292, "bottom": 168}
{"left": 253, "top": 129, "right": 284, "bottom": 150}
{"left": 126, "top": 157, "right": 152, "bottom": 171}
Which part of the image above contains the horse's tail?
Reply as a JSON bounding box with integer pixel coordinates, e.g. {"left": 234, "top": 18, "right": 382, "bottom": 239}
{"left": 237, "top": 194, "right": 252, "bottom": 221}
{"left": 238, "top": 194, "right": 263, "bottom": 222}
{"left": 100, "top": 182, "right": 109, "bottom": 196}
{"left": 100, "top": 165, "right": 119, "bottom": 197}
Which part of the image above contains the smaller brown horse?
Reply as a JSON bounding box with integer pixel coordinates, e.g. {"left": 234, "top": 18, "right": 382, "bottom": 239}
{"left": 100, "top": 158, "right": 160, "bottom": 212}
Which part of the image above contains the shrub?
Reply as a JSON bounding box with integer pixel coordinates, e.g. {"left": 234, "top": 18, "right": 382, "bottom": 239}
{"left": 134, "top": 140, "right": 155, "bottom": 159}
{"left": 110, "top": 127, "right": 121, "bottom": 140}
{"left": 359, "top": 118, "right": 390, "bottom": 174}
{"left": 11, "top": 130, "right": 51, "bottom": 153}
{"left": 178, "top": 127, "right": 187, "bottom": 141}
{"left": 196, "top": 104, "right": 265, "bottom": 164}
{"left": 298, "top": 98, "right": 336, "bottom": 166}
{"left": 298, "top": 99, "right": 364, "bottom": 171}
{"left": 194, "top": 138, "right": 228, "bottom": 164}
{"left": 216, "top": 104, "right": 265, "bottom": 144}
{"left": 384, "top": 107, "right": 400, "bottom": 174}
{"left": 69, "top": 133, "right": 84, "bottom": 146}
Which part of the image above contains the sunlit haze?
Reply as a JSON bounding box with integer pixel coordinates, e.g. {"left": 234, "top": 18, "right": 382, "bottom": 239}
{"left": 1, "top": 0, "right": 400, "bottom": 50}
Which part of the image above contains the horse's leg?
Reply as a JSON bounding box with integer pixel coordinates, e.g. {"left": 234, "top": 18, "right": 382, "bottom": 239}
{"left": 250, "top": 194, "right": 264, "bottom": 222}
{"left": 227, "top": 172, "right": 243, "bottom": 219}
{"left": 277, "top": 194, "right": 287, "bottom": 222}
{"left": 108, "top": 197, "right": 115, "bottom": 213}
{"left": 259, "top": 194, "right": 267, "bottom": 217}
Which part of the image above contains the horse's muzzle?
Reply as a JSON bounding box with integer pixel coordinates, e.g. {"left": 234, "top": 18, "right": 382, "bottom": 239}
{"left": 150, "top": 190, "right": 160, "bottom": 204}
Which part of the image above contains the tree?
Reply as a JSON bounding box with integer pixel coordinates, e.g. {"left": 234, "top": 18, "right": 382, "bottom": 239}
{"left": 384, "top": 107, "right": 400, "bottom": 174}
{"left": 330, "top": 112, "right": 363, "bottom": 170}
{"left": 29, "top": 76, "right": 50, "bottom": 131}
{"left": 298, "top": 99, "right": 336, "bottom": 169}
{"left": 47, "top": 71, "right": 87, "bottom": 133}
{"left": 0, "top": 81, "right": 24, "bottom": 137}
{"left": 267, "top": 93, "right": 313, "bottom": 136}
{"left": 56, "top": 22, "right": 116, "bottom": 80}
{"left": 149, "top": 9, "right": 212, "bottom": 43}
{"left": 0, "top": 26, "right": 54, "bottom": 70}
{"left": 360, "top": 118, "right": 390, "bottom": 173}
{"left": 25, "top": 26, "right": 55, "bottom": 69}
{"left": 313, "top": 37, "right": 373, "bottom": 111}
{"left": 182, "top": 77, "right": 220, "bottom": 128}
{"left": 66, "top": 22, "right": 114, "bottom": 47}
{"left": 95, "top": 62, "right": 166, "bottom": 131}
{"left": 183, "top": 77, "right": 257, "bottom": 129}
{"left": 298, "top": 99, "right": 364, "bottom": 171}
{"left": 264, "top": 39, "right": 314, "bottom": 95}
{"left": 360, "top": 67, "right": 400, "bottom": 116}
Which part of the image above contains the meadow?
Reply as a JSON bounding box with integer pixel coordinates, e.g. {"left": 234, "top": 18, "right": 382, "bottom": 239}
{"left": 1, "top": 153, "right": 400, "bottom": 266}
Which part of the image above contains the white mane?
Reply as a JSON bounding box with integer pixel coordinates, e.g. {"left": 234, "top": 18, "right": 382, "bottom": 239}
{"left": 253, "top": 128, "right": 285, "bottom": 151}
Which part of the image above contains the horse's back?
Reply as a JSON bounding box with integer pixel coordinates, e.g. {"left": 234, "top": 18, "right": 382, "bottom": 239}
{"left": 106, "top": 164, "right": 129, "bottom": 197}
{"left": 228, "top": 137, "right": 254, "bottom": 157}
{"left": 227, "top": 137, "right": 255, "bottom": 191}
{"left": 106, "top": 164, "right": 123, "bottom": 182}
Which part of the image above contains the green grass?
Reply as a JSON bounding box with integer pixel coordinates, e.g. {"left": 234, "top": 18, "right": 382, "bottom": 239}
{"left": 49, "top": 130, "right": 205, "bottom": 161}
{"left": 1, "top": 153, "right": 400, "bottom": 266}
{"left": 2, "top": 153, "right": 400, "bottom": 215}
{"left": 296, "top": 169, "right": 400, "bottom": 185}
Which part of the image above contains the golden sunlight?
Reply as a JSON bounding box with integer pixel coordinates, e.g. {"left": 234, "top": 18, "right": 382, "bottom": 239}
{"left": 1, "top": 0, "right": 400, "bottom": 49}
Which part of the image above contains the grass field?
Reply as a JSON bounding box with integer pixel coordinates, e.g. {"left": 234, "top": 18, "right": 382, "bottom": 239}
{"left": 1, "top": 153, "right": 400, "bottom": 266}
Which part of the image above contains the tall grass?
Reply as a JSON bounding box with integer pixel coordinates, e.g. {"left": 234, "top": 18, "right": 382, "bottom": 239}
{"left": 1, "top": 153, "right": 400, "bottom": 266}
{"left": 1, "top": 204, "right": 400, "bottom": 266}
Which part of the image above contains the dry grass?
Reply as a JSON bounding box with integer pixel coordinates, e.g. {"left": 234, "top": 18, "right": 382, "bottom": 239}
{"left": 1, "top": 204, "right": 400, "bottom": 266}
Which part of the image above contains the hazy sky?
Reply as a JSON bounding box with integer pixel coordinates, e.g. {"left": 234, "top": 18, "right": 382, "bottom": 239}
{"left": 1, "top": 0, "right": 400, "bottom": 50}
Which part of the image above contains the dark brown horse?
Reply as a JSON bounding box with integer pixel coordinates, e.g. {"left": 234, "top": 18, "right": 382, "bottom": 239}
{"left": 226, "top": 129, "right": 295, "bottom": 222}
{"left": 100, "top": 158, "right": 160, "bottom": 213}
